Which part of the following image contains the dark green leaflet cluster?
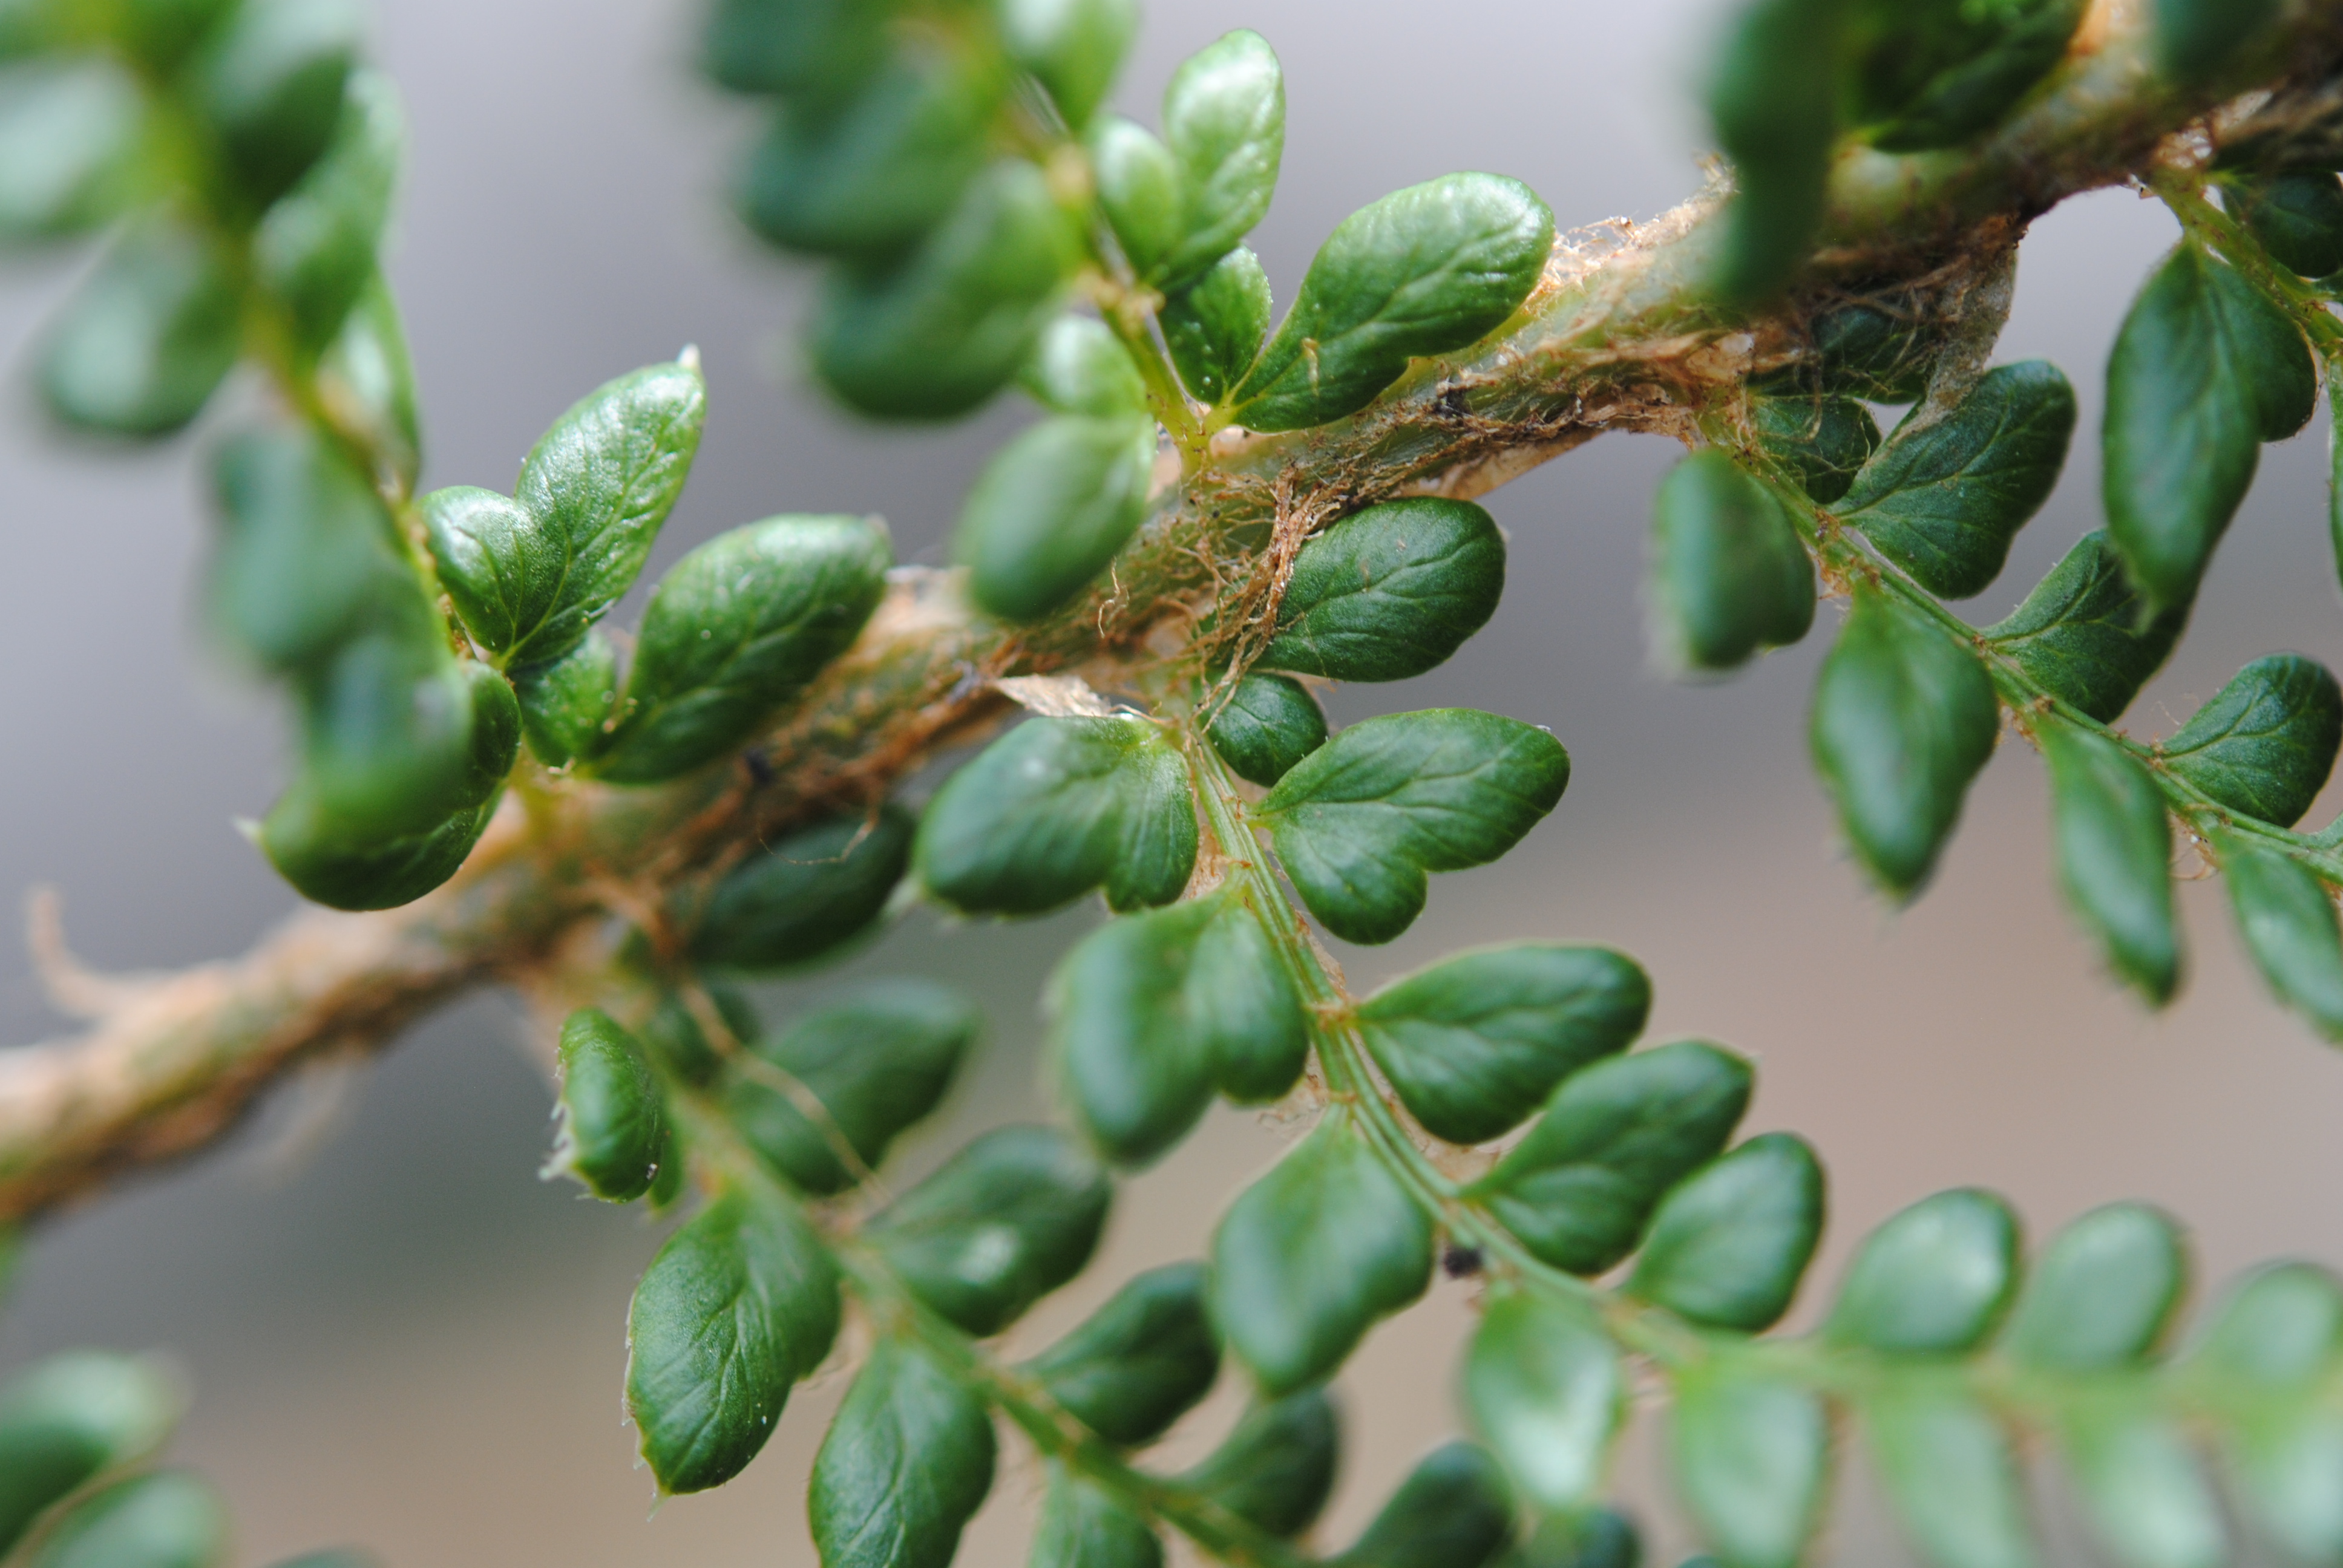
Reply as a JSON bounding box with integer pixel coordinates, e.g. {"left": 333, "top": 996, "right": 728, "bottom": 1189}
{"left": 0, "top": 1349, "right": 352, "bottom": 1567}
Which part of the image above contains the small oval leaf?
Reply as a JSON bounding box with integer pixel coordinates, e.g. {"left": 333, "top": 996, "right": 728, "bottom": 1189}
{"left": 1024, "top": 1261, "right": 1221, "bottom": 1446}
{"left": 1627, "top": 1132, "right": 1824, "bottom": 1333}
{"left": 1262, "top": 497, "right": 1507, "bottom": 683}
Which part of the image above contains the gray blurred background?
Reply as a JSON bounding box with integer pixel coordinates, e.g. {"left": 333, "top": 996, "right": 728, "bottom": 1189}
{"left": 1, "top": 1, "right": 2338, "bottom": 1563}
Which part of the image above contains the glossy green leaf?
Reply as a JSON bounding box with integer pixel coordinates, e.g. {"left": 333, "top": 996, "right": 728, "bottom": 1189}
{"left": 737, "top": 41, "right": 1003, "bottom": 257}
{"left": 546, "top": 1008, "right": 665, "bottom": 1203}
{"left": 2004, "top": 1202, "right": 2185, "bottom": 1370}
{"left": 254, "top": 68, "right": 401, "bottom": 355}
{"left": 291, "top": 633, "right": 488, "bottom": 839}
{"left": 189, "top": 0, "right": 359, "bottom": 206}
{"left": 1262, "top": 497, "right": 1508, "bottom": 682}
{"left": 689, "top": 806, "right": 914, "bottom": 973}
{"left": 39, "top": 218, "right": 240, "bottom": 437}
{"left": 2104, "top": 243, "right": 2313, "bottom": 610}
{"left": 1866, "top": 1387, "right": 2034, "bottom": 1568}
{"left": 1985, "top": 531, "right": 2187, "bottom": 724}
{"left": 1810, "top": 583, "right": 1999, "bottom": 896}
{"left": 1178, "top": 1389, "right": 1339, "bottom": 1538}
{"left": 1206, "top": 671, "right": 1326, "bottom": 786}
{"left": 1211, "top": 1109, "right": 1434, "bottom": 1393}
{"left": 1003, "top": 0, "right": 1136, "bottom": 131}
{"left": 1259, "top": 708, "right": 1568, "bottom": 945}
{"left": 0, "top": 60, "right": 143, "bottom": 240}
{"left": 810, "top": 1338, "right": 996, "bottom": 1568}
{"left": 1470, "top": 1040, "right": 1754, "bottom": 1275}
{"left": 868, "top": 1125, "right": 1110, "bottom": 1334}
{"left": 2220, "top": 835, "right": 2343, "bottom": 1039}
{"left": 813, "top": 158, "right": 1078, "bottom": 420}
{"left": 2064, "top": 1412, "right": 2224, "bottom": 1568}
{"left": 0, "top": 1353, "right": 179, "bottom": 1558}
{"left": 1465, "top": 1287, "right": 1625, "bottom": 1515}
{"left": 2160, "top": 654, "right": 2342, "bottom": 828}
{"left": 260, "top": 785, "right": 498, "bottom": 911}
{"left": 1156, "top": 28, "right": 1283, "bottom": 286}
{"left": 1847, "top": 0, "right": 2082, "bottom": 152}
{"left": 700, "top": 0, "right": 891, "bottom": 96}
{"left": 916, "top": 716, "right": 1198, "bottom": 916}
{"left": 957, "top": 414, "right": 1157, "bottom": 623}
{"left": 1648, "top": 451, "right": 1815, "bottom": 673}
{"left": 2152, "top": 0, "right": 2278, "bottom": 85}
{"left": 1827, "top": 1187, "right": 2019, "bottom": 1354}
{"left": 1838, "top": 361, "right": 2076, "bottom": 599}
{"left": 1031, "top": 1468, "right": 1161, "bottom": 1568}
{"left": 1230, "top": 175, "right": 1554, "bottom": 433}
{"left": 317, "top": 273, "right": 420, "bottom": 493}
{"left": 1022, "top": 315, "right": 1146, "bottom": 417}
{"left": 596, "top": 515, "right": 892, "bottom": 782}
{"left": 727, "top": 980, "right": 978, "bottom": 1195}
{"left": 2040, "top": 724, "right": 2178, "bottom": 1003}
{"left": 1627, "top": 1132, "right": 1824, "bottom": 1332}
{"left": 1025, "top": 1261, "right": 1220, "bottom": 1445}
{"left": 625, "top": 1189, "right": 841, "bottom": 1494}
{"left": 1163, "top": 246, "right": 1271, "bottom": 403}
{"left": 1089, "top": 114, "right": 1181, "bottom": 281}
{"left": 22, "top": 1471, "right": 226, "bottom": 1568}
{"left": 1703, "top": 0, "right": 1843, "bottom": 304}
{"left": 1500, "top": 1510, "right": 1643, "bottom": 1568}
{"left": 1357, "top": 944, "right": 1650, "bottom": 1145}
{"left": 1749, "top": 393, "right": 1879, "bottom": 504}
{"left": 1194, "top": 892, "right": 1312, "bottom": 1102}
{"left": 1668, "top": 1366, "right": 1829, "bottom": 1568}
{"left": 2232, "top": 171, "right": 2343, "bottom": 278}
{"left": 508, "top": 631, "right": 615, "bottom": 768}
{"left": 1337, "top": 1442, "right": 1515, "bottom": 1568}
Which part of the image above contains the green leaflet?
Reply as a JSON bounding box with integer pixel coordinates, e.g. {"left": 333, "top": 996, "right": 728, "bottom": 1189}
{"left": 1228, "top": 174, "right": 1554, "bottom": 433}
{"left": 2232, "top": 171, "right": 2343, "bottom": 279}
{"left": 1211, "top": 1109, "right": 1434, "bottom": 1394}
{"left": 1357, "top": 944, "right": 1651, "bottom": 1145}
{"left": 638, "top": 982, "right": 761, "bottom": 1086}
{"left": 595, "top": 515, "right": 893, "bottom": 782}
{"left": 1335, "top": 1442, "right": 1515, "bottom": 1568}
{"left": 736, "top": 40, "right": 1003, "bottom": 258}
{"left": 726, "top": 980, "right": 977, "bottom": 1195}
{"left": 1178, "top": 1389, "right": 1339, "bottom": 1538}
{"left": 1866, "top": 1387, "right": 2034, "bottom": 1568}
{"left": 867, "top": 1125, "right": 1110, "bottom": 1335}
{"left": 1205, "top": 672, "right": 1326, "bottom": 788}
{"left": 254, "top": 68, "right": 401, "bottom": 356}
{"left": 916, "top": 716, "right": 1198, "bottom": 916}
{"left": 39, "top": 217, "right": 240, "bottom": 437}
{"left": 291, "top": 632, "right": 496, "bottom": 840}
{"left": 1505, "top": 1511, "right": 1642, "bottom": 1568}
{"left": 1162, "top": 247, "right": 1271, "bottom": 403}
{"left": 625, "top": 1190, "right": 841, "bottom": 1494}
{"left": 1259, "top": 708, "right": 1569, "bottom": 946}
{"left": 1031, "top": 1467, "right": 1161, "bottom": 1568}
{"left": 956, "top": 414, "right": 1157, "bottom": 624}
{"left": 2103, "top": 244, "right": 2313, "bottom": 611}
{"left": 0, "top": 60, "right": 143, "bottom": 241}
{"left": 1668, "top": 1365, "right": 1829, "bottom": 1568}
{"left": 1022, "top": 316, "right": 1147, "bottom": 418}
{"left": 1262, "top": 498, "right": 1508, "bottom": 682}
{"left": 1024, "top": 1261, "right": 1220, "bottom": 1445}
{"left": 810, "top": 1338, "right": 997, "bottom": 1568}
{"left": 1627, "top": 1132, "right": 1824, "bottom": 1332}
{"left": 1001, "top": 0, "right": 1136, "bottom": 131}
{"left": 2200, "top": 1267, "right": 2343, "bottom": 1559}
{"left": 2151, "top": 0, "right": 2278, "bottom": 85}
{"left": 1089, "top": 114, "right": 1181, "bottom": 283}
{"left": 1985, "top": 531, "right": 2186, "bottom": 724}
{"left": 1749, "top": 393, "right": 1879, "bottom": 505}
{"left": 1464, "top": 1288, "right": 1624, "bottom": 1516}
{"left": 1837, "top": 361, "right": 2077, "bottom": 599}
{"left": 188, "top": 0, "right": 359, "bottom": 207}
{"left": 700, "top": 0, "right": 891, "bottom": 96}
{"left": 813, "top": 158, "right": 1079, "bottom": 420}
{"left": 260, "top": 785, "right": 499, "bottom": 911}
{"left": 2004, "top": 1202, "right": 2185, "bottom": 1371}
{"left": 1469, "top": 1040, "right": 1753, "bottom": 1275}
{"left": 1648, "top": 451, "right": 1817, "bottom": 673}
{"left": 1791, "top": 301, "right": 1948, "bottom": 404}
{"left": 2232, "top": 1411, "right": 2343, "bottom": 1565}
{"left": 2063, "top": 1412, "right": 2225, "bottom": 1568}
{"left": 545, "top": 1008, "right": 665, "bottom": 1203}
{"left": 1702, "top": 0, "right": 1843, "bottom": 304}
{"left": 2159, "top": 654, "right": 2342, "bottom": 828}
{"left": 1827, "top": 1188, "right": 2019, "bottom": 1354}
{"left": 1049, "top": 893, "right": 1309, "bottom": 1163}
{"left": 2220, "top": 836, "right": 2343, "bottom": 1039}
{"left": 21, "top": 1471, "right": 228, "bottom": 1568}
{"left": 1810, "top": 584, "right": 1999, "bottom": 896}
{"left": 1846, "top": 0, "right": 2083, "bottom": 152}
{"left": 511, "top": 632, "right": 616, "bottom": 769}
{"left": 2039, "top": 725, "right": 2178, "bottom": 1004}
{"left": 1156, "top": 29, "right": 1283, "bottom": 287}
{"left": 318, "top": 274, "right": 421, "bottom": 494}
{"left": 0, "top": 1353, "right": 179, "bottom": 1557}
{"left": 688, "top": 806, "right": 915, "bottom": 973}
{"left": 2195, "top": 1262, "right": 2343, "bottom": 1384}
